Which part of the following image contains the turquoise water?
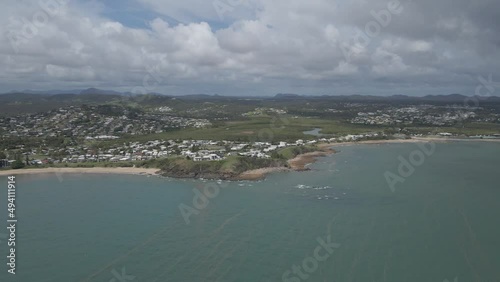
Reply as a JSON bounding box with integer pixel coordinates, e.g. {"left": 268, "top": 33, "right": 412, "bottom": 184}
{"left": 1, "top": 142, "right": 499, "bottom": 282}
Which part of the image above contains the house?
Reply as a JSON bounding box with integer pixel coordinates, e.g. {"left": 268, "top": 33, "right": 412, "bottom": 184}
{"left": 193, "top": 154, "right": 224, "bottom": 162}
{"left": 263, "top": 145, "right": 278, "bottom": 152}
{"left": 110, "top": 156, "right": 122, "bottom": 162}
{"left": 31, "top": 159, "right": 43, "bottom": 165}
{"left": 0, "top": 159, "right": 10, "bottom": 168}
{"left": 231, "top": 144, "right": 248, "bottom": 151}
{"left": 439, "top": 132, "right": 453, "bottom": 136}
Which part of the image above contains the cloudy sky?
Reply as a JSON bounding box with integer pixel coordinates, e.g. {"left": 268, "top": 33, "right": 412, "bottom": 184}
{"left": 1, "top": 0, "right": 499, "bottom": 96}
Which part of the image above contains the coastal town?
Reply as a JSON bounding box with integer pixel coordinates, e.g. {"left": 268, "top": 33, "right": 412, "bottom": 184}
{"left": 0, "top": 136, "right": 338, "bottom": 168}
{"left": 350, "top": 104, "right": 500, "bottom": 126}
{"left": 0, "top": 105, "right": 211, "bottom": 139}
{"left": 2, "top": 129, "right": 500, "bottom": 170}
{"left": 1, "top": 93, "right": 499, "bottom": 171}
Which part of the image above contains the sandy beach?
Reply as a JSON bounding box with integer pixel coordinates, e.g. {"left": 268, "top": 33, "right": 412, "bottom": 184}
{"left": 0, "top": 167, "right": 160, "bottom": 176}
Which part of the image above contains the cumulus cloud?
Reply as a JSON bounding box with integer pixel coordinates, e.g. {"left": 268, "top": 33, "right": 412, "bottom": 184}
{"left": 0, "top": 0, "right": 498, "bottom": 96}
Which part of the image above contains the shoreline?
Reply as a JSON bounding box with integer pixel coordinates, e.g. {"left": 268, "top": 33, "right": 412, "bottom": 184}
{"left": 236, "top": 167, "right": 291, "bottom": 181}
{"left": 0, "top": 167, "right": 160, "bottom": 177}
{"left": 236, "top": 147, "right": 336, "bottom": 180}
{"left": 287, "top": 148, "right": 336, "bottom": 171}
{"left": 1, "top": 137, "right": 497, "bottom": 179}
{"left": 319, "top": 136, "right": 500, "bottom": 148}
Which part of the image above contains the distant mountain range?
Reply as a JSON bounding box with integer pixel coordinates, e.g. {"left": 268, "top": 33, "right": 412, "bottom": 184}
{"left": 4, "top": 88, "right": 134, "bottom": 96}
{"left": 1, "top": 88, "right": 499, "bottom": 117}
{"left": 273, "top": 93, "right": 500, "bottom": 102}
{"left": 274, "top": 93, "right": 500, "bottom": 102}
{"left": 2, "top": 88, "right": 500, "bottom": 102}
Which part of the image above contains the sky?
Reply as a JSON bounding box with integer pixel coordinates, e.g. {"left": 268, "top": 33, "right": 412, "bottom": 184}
{"left": 1, "top": 0, "right": 499, "bottom": 96}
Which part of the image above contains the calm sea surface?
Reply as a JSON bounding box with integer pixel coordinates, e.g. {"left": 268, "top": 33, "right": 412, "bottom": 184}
{"left": 1, "top": 142, "right": 499, "bottom": 282}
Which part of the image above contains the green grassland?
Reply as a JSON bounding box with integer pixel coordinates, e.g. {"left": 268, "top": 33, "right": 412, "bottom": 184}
{"left": 92, "top": 115, "right": 500, "bottom": 149}
{"left": 147, "top": 156, "right": 285, "bottom": 178}
{"left": 96, "top": 116, "right": 382, "bottom": 146}
{"left": 143, "top": 145, "right": 319, "bottom": 179}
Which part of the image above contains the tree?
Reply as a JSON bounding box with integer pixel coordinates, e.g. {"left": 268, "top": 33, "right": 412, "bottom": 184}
{"left": 0, "top": 151, "right": 6, "bottom": 159}
{"left": 11, "top": 160, "right": 25, "bottom": 169}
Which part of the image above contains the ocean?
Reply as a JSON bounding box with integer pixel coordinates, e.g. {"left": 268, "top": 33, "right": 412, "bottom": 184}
{"left": 1, "top": 142, "right": 499, "bottom": 282}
